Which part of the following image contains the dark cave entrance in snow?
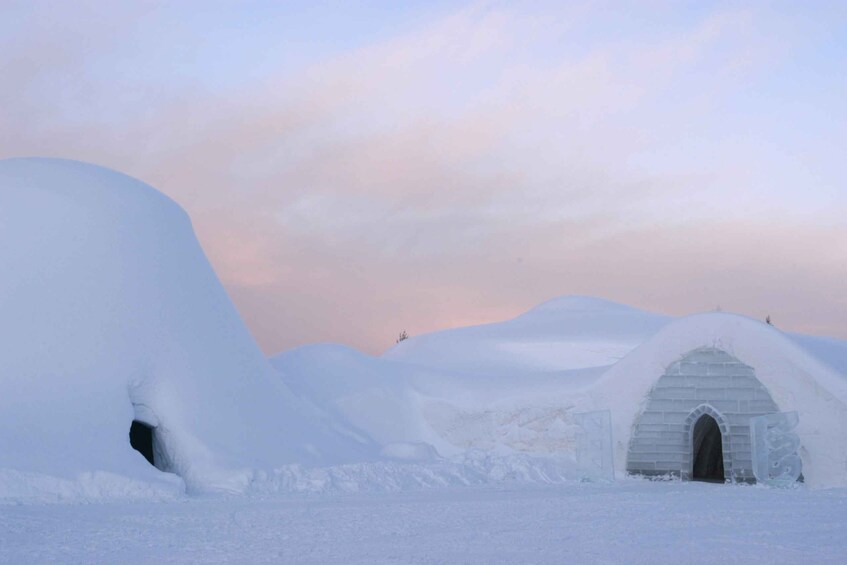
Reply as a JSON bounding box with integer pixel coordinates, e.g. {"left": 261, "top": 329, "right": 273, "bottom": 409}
{"left": 692, "top": 414, "right": 725, "bottom": 482}
{"left": 129, "top": 420, "right": 156, "bottom": 467}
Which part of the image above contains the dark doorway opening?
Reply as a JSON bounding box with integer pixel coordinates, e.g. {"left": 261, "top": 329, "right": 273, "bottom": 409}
{"left": 129, "top": 420, "right": 156, "bottom": 467}
{"left": 692, "top": 414, "right": 725, "bottom": 482}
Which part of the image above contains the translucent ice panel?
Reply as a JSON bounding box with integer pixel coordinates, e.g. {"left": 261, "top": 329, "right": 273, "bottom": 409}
{"left": 574, "top": 410, "right": 615, "bottom": 481}
{"left": 750, "top": 411, "right": 802, "bottom": 486}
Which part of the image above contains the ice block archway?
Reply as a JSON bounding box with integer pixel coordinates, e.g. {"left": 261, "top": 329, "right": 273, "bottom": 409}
{"left": 626, "top": 347, "right": 780, "bottom": 482}
{"left": 686, "top": 405, "right": 729, "bottom": 482}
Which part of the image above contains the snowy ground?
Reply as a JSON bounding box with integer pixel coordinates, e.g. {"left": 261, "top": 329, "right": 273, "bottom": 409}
{"left": 3, "top": 481, "right": 847, "bottom": 564}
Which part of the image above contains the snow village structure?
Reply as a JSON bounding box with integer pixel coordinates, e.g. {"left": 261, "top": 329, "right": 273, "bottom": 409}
{"left": 2, "top": 157, "right": 847, "bottom": 503}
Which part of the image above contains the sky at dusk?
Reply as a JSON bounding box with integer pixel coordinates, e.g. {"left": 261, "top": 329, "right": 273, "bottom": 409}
{"left": 2, "top": 1, "right": 845, "bottom": 355}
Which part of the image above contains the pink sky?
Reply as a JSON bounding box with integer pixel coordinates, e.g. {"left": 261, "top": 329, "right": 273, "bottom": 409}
{"left": 2, "top": 2, "right": 845, "bottom": 354}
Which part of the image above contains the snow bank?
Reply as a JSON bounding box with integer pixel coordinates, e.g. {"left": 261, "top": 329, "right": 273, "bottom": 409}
{"left": 0, "top": 158, "right": 372, "bottom": 502}
{"left": 272, "top": 343, "right": 600, "bottom": 463}
{"left": 272, "top": 297, "right": 665, "bottom": 466}
{"left": 245, "top": 451, "right": 581, "bottom": 495}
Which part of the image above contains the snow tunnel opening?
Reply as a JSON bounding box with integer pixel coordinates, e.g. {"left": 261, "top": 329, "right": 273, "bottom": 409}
{"left": 691, "top": 414, "right": 725, "bottom": 483}
{"left": 129, "top": 420, "right": 156, "bottom": 467}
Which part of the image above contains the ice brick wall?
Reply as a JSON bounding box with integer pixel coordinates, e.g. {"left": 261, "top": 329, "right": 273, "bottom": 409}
{"left": 626, "top": 347, "right": 780, "bottom": 482}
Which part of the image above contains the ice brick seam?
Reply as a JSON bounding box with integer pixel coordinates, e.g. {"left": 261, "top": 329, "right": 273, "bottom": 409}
{"left": 626, "top": 347, "right": 780, "bottom": 482}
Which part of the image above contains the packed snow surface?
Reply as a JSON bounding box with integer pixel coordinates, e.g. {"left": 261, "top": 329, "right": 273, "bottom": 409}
{"left": 4, "top": 481, "right": 847, "bottom": 564}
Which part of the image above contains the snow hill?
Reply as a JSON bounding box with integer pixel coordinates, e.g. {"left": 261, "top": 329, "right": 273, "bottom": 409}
{"left": 270, "top": 298, "right": 656, "bottom": 466}
{"left": 383, "top": 295, "right": 847, "bottom": 379}
{"left": 0, "top": 158, "right": 372, "bottom": 502}
{"left": 271, "top": 297, "right": 661, "bottom": 460}
{"left": 383, "top": 296, "right": 670, "bottom": 375}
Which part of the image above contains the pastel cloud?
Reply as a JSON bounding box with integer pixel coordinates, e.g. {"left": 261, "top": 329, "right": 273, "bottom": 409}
{"left": 2, "top": 2, "right": 845, "bottom": 353}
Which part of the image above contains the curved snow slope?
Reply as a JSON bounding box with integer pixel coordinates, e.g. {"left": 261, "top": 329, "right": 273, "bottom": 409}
{"left": 0, "top": 158, "right": 369, "bottom": 501}
{"left": 273, "top": 342, "right": 601, "bottom": 459}
{"left": 788, "top": 333, "right": 847, "bottom": 378}
{"left": 592, "top": 313, "right": 847, "bottom": 487}
{"left": 271, "top": 344, "right": 437, "bottom": 451}
{"left": 383, "top": 296, "right": 670, "bottom": 375}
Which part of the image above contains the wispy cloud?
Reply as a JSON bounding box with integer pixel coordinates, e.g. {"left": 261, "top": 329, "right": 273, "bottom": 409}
{"left": 2, "top": 1, "right": 845, "bottom": 353}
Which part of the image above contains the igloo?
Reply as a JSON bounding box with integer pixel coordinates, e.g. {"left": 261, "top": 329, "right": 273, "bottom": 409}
{"left": 624, "top": 347, "right": 780, "bottom": 482}
{"left": 0, "top": 158, "right": 371, "bottom": 500}
{"left": 592, "top": 313, "right": 847, "bottom": 487}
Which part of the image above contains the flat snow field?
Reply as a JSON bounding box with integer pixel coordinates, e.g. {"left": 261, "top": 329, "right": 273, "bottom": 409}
{"left": 3, "top": 481, "right": 847, "bottom": 564}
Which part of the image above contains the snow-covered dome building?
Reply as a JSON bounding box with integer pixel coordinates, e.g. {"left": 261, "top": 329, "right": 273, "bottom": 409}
{"left": 592, "top": 314, "right": 847, "bottom": 487}
{"left": 0, "top": 158, "right": 371, "bottom": 500}
{"left": 591, "top": 313, "right": 847, "bottom": 486}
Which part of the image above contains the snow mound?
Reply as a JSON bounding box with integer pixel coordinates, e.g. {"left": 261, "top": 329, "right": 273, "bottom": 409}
{"left": 383, "top": 295, "right": 669, "bottom": 375}
{"left": 272, "top": 342, "right": 600, "bottom": 462}
{"left": 528, "top": 295, "right": 646, "bottom": 313}
{"left": 0, "top": 158, "right": 371, "bottom": 503}
{"left": 271, "top": 344, "right": 443, "bottom": 453}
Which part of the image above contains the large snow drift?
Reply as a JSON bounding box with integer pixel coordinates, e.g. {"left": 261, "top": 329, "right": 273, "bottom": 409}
{"left": 276, "top": 299, "right": 847, "bottom": 487}
{"left": 0, "top": 158, "right": 371, "bottom": 501}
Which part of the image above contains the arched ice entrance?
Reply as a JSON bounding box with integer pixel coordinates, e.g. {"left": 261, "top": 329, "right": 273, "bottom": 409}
{"left": 626, "top": 347, "right": 781, "bottom": 482}
{"left": 686, "top": 404, "right": 729, "bottom": 482}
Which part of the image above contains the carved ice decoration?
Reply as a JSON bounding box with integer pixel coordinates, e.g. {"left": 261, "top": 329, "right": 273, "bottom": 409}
{"left": 750, "top": 411, "right": 802, "bottom": 486}
{"left": 574, "top": 410, "right": 615, "bottom": 481}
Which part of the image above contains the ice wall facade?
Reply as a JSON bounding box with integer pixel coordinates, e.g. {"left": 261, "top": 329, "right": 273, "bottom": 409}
{"left": 626, "top": 347, "right": 780, "bottom": 481}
